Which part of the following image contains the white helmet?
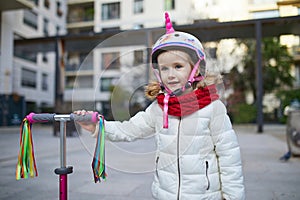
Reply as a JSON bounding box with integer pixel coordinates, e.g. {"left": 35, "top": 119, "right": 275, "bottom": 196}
{"left": 151, "top": 12, "right": 206, "bottom": 95}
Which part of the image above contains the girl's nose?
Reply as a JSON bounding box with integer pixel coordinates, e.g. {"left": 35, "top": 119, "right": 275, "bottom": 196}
{"left": 167, "top": 68, "right": 175, "bottom": 79}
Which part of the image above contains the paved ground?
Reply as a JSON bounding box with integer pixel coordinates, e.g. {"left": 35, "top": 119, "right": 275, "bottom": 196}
{"left": 0, "top": 124, "right": 299, "bottom": 200}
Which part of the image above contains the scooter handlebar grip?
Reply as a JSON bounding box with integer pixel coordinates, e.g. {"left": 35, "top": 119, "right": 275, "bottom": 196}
{"left": 26, "top": 112, "right": 55, "bottom": 123}
{"left": 70, "top": 112, "right": 99, "bottom": 123}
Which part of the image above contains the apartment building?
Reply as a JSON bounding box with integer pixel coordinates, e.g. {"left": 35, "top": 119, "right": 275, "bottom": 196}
{"left": 65, "top": 0, "right": 203, "bottom": 116}
{"left": 0, "top": 0, "right": 66, "bottom": 125}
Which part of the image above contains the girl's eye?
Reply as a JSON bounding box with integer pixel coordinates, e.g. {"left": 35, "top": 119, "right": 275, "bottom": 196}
{"left": 175, "top": 64, "right": 183, "bottom": 69}
{"left": 160, "top": 66, "right": 168, "bottom": 71}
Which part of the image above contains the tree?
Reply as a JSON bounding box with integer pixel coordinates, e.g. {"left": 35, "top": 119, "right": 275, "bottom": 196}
{"left": 226, "top": 37, "right": 294, "bottom": 123}
{"left": 229, "top": 37, "right": 294, "bottom": 103}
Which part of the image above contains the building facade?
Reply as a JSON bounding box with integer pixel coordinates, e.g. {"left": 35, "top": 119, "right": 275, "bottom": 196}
{"left": 0, "top": 0, "right": 67, "bottom": 125}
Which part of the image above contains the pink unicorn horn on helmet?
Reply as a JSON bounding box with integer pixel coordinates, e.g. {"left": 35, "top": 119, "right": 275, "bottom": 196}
{"left": 165, "top": 12, "right": 175, "bottom": 34}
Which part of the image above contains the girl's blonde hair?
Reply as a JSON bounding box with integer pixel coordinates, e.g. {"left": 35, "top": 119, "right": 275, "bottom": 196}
{"left": 145, "top": 73, "right": 223, "bottom": 100}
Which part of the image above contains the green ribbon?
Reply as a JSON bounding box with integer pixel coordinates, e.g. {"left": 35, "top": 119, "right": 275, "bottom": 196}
{"left": 16, "top": 119, "right": 38, "bottom": 180}
{"left": 92, "top": 116, "right": 107, "bottom": 183}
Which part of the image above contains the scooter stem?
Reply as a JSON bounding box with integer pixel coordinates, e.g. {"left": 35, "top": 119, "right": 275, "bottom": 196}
{"left": 54, "top": 116, "right": 73, "bottom": 200}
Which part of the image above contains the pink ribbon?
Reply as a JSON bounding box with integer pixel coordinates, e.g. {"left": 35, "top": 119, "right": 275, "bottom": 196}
{"left": 163, "top": 94, "right": 170, "bottom": 128}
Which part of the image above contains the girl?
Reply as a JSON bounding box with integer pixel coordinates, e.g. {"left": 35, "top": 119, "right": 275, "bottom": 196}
{"left": 75, "top": 12, "right": 245, "bottom": 200}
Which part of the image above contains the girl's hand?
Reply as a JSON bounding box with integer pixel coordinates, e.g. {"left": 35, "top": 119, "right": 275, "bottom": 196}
{"left": 73, "top": 110, "right": 97, "bottom": 133}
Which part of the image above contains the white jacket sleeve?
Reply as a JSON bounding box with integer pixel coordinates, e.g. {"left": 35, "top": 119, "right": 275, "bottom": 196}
{"left": 100, "top": 102, "right": 156, "bottom": 142}
{"left": 209, "top": 101, "right": 245, "bottom": 200}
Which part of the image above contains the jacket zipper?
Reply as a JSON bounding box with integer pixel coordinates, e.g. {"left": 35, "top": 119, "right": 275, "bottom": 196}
{"left": 205, "top": 161, "right": 210, "bottom": 190}
{"left": 155, "top": 156, "right": 159, "bottom": 178}
{"left": 177, "top": 117, "right": 182, "bottom": 200}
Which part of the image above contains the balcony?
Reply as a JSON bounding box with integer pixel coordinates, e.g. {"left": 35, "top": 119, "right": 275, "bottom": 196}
{"left": 67, "top": 6, "right": 94, "bottom": 23}
{"left": 65, "top": 52, "right": 93, "bottom": 72}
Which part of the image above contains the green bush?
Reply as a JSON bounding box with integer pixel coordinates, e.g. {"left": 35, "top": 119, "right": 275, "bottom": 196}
{"left": 230, "top": 103, "right": 257, "bottom": 124}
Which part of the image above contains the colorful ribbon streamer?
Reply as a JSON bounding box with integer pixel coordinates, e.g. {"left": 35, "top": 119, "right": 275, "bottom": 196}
{"left": 92, "top": 116, "right": 107, "bottom": 183}
{"left": 16, "top": 118, "right": 38, "bottom": 180}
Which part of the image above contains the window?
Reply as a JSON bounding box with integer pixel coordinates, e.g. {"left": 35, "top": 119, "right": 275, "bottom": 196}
{"left": 66, "top": 52, "right": 80, "bottom": 71}
{"left": 42, "top": 53, "right": 48, "bottom": 62}
{"left": 21, "top": 68, "right": 37, "bottom": 88}
{"left": 100, "top": 77, "right": 115, "bottom": 92}
{"left": 23, "top": 10, "right": 38, "bottom": 29}
{"left": 57, "top": 1, "right": 63, "bottom": 17}
{"left": 102, "top": 2, "right": 120, "bottom": 20}
{"left": 43, "top": 18, "right": 49, "bottom": 36}
{"left": 44, "top": 0, "right": 50, "bottom": 8}
{"left": 102, "top": 52, "right": 120, "bottom": 70}
{"left": 15, "top": 48, "right": 37, "bottom": 63}
{"left": 101, "top": 101, "right": 111, "bottom": 118}
{"left": 65, "top": 76, "right": 76, "bottom": 89}
{"left": 67, "top": 5, "right": 94, "bottom": 23}
{"left": 80, "top": 52, "right": 93, "bottom": 70}
{"left": 56, "top": 25, "right": 60, "bottom": 35}
{"left": 134, "top": 0, "right": 143, "bottom": 14}
{"left": 208, "top": 47, "right": 217, "bottom": 59}
{"left": 134, "top": 50, "right": 144, "bottom": 65}
{"left": 164, "top": 0, "right": 175, "bottom": 10}
{"left": 42, "top": 73, "right": 48, "bottom": 91}
{"left": 66, "top": 52, "right": 93, "bottom": 71}
{"left": 77, "top": 75, "right": 93, "bottom": 88}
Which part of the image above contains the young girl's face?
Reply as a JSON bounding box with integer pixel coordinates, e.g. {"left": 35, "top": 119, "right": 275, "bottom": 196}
{"left": 157, "top": 50, "right": 193, "bottom": 95}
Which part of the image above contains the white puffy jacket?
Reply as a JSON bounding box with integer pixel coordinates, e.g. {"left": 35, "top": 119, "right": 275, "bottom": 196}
{"left": 104, "top": 99, "right": 245, "bottom": 200}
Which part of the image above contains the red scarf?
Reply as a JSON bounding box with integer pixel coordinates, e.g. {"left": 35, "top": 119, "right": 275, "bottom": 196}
{"left": 157, "top": 85, "right": 219, "bottom": 118}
